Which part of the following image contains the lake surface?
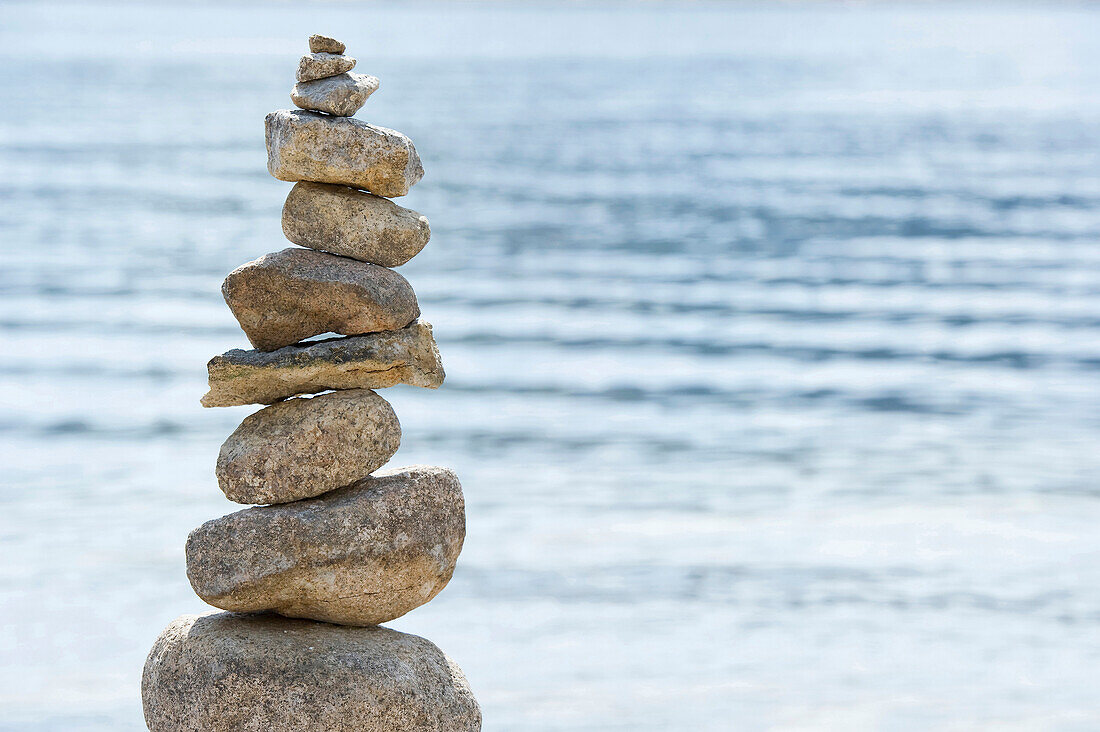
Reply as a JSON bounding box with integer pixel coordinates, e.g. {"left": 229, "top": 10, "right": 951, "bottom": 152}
{"left": 2, "top": 1, "right": 1100, "bottom": 729}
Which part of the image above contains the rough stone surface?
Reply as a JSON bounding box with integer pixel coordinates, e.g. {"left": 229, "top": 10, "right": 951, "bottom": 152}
{"left": 222, "top": 247, "right": 419, "bottom": 352}
{"left": 202, "top": 321, "right": 445, "bottom": 408}
{"left": 283, "top": 182, "right": 430, "bottom": 266}
{"left": 291, "top": 72, "right": 379, "bottom": 117}
{"left": 187, "top": 466, "right": 466, "bottom": 626}
{"left": 296, "top": 52, "right": 356, "bottom": 82}
{"left": 266, "top": 109, "right": 423, "bottom": 197}
{"left": 142, "top": 612, "right": 481, "bottom": 732}
{"left": 216, "top": 390, "right": 400, "bottom": 505}
{"left": 309, "top": 34, "right": 346, "bottom": 54}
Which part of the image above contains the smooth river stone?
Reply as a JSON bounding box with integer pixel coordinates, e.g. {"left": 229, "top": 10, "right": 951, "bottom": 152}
{"left": 186, "top": 466, "right": 466, "bottom": 626}
{"left": 266, "top": 109, "right": 424, "bottom": 197}
{"left": 216, "top": 390, "right": 399, "bottom": 505}
{"left": 309, "top": 34, "right": 346, "bottom": 54}
{"left": 222, "top": 248, "right": 419, "bottom": 352}
{"left": 291, "top": 72, "right": 379, "bottom": 117}
{"left": 201, "top": 321, "right": 445, "bottom": 408}
{"left": 283, "top": 182, "right": 430, "bottom": 266}
{"left": 142, "top": 612, "right": 481, "bottom": 732}
{"left": 296, "top": 52, "right": 356, "bottom": 82}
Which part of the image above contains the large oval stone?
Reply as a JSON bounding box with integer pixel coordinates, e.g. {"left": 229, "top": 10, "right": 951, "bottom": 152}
{"left": 283, "top": 182, "right": 430, "bottom": 266}
{"left": 216, "top": 390, "right": 399, "bottom": 505}
{"left": 142, "top": 612, "right": 481, "bottom": 732}
{"left": 186, "top": 466, "right": 465, "bottom": 626}
{"left": 222, "top": 248, "right": 419, "bottom": 352}
{"left": 266, "top": 109, "right": 423, "bottom": 197}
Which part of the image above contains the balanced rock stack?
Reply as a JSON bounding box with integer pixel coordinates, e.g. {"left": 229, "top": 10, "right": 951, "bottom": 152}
{"left": 142, "top": 35, "right": 480, "bottom": 731}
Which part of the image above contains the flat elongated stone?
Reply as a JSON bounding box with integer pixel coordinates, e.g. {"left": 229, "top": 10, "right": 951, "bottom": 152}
{"left": 216, "top": 390, "right": 399, "bottom": 505}
{"left": 222, "top": 248, "right": 419, "bottom": 352}
{"left": 266, "top": 109, "right": 423, "bottom": 197}
{"left": 309, "top": 34, "right": 346, "bottom": 54}
{"left": 142, "top": 612, "right": 481, "bottom": 732}
{"left": 291, "top": 72, "right": 379, "bottom": 117}
{"left": 296, "top": 52, "right": 356, "bottom": 82}
{"left": 283, "top": 182, "right": 430, "bottom": 266}
{"left": 202, "top": 321, "right": 444, "bottom": 408}
{"left": 187, "top": 466, "right": 465, "bottom": 626}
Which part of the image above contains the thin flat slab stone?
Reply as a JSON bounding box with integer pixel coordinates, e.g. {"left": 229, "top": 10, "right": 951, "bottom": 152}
{"left": 186, "top": 465, "right": 466, "bottom": 626}
{"left": 202, "top": 321, "right": 444, "bottom": 408}
{"left": 309, "top": 34, "right": 345, "bottom": 54}
{"left": 291, "top": 72, "right": 379, "bottom": 117}
{"left": 222, "top": 248, "right": 419, "bottom": 352}
{"left": 216, "top": 390, "right": 400, "bottom": 505}
{"left": 283, "top": 182, "right": 430, "bottom": 266}
{"left": 142, "top": 612, "right": 481, "bottom": 732}
{"left": 266, "top": 109, "right": 423, "bottom": 197}
{"left": 296, "top": 52, "right": 356, "bottom": 82}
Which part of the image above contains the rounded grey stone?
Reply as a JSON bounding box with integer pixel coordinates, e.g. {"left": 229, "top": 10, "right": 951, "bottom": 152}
{"left": 142, "top": 611, "right": 481, "bottom": 732}
{"left": 283, "top": 181, "right": 430, "bottom": 266}
{"left": 221, "top": 247, "right": 420, "bottom": 352}
{"left": 186, "top": 465, "right": 466, "bottom": 626}
{"left": 296, "top": 52, "right": 356, "bottom": 82}
{"left": 309, "top": 34, "right": 346, "bottom": 54}
{"left": 266, "top": 109, "right": 424, "bottom": 198}
{"left": 216, "top": 390, "right": 400, "bottom": 505}
{"left": 291, "top": 72, "right": 379, "bottom": 117}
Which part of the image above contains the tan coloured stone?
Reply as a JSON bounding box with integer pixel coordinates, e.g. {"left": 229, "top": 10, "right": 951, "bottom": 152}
{"left": 266, "top": 109, "right": 424, "bottom": 197}
{"left": 291, "top": 72, "right": 379, "bottom": 117}
{"left": 216, "top": 390, "right": 399, "bottom": 505}
{"left": 296, "top": 52, "right": 356, "bottom": 82}
{"left": 142, "top": 612, "right": 481, "bottom": 732}
{"left": 309, "top": 34, "right": 346, "bottom": 54}
{"left": 283, "top": 182, "right": 430, "bottom": 266}
{"left": 201, "top": 321, "right": 445, "bottom": 408}
{"left": 186, "top": 466, "right": 466, "bottom": 626}
{"left": 222, "top": 248, "right": 419, "bottom": 352}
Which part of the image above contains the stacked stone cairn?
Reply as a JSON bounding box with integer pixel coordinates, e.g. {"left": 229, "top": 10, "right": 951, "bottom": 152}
{"left": 141, "top": 35, "right": 481, "bottom": 731}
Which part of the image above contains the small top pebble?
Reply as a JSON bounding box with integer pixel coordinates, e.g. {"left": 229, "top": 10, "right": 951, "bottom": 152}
{"left": 309, "top": 34, "right": 346, "bottom": 54}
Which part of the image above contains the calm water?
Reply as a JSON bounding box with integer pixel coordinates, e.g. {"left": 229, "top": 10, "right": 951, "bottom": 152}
{"left": 2, "top": 1, "right": 1100, "bottom": 729}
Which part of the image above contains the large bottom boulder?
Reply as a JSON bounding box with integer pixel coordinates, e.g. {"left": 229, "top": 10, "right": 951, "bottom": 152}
{"left": 142, "top": 612, "right": 481, "bottom": 731}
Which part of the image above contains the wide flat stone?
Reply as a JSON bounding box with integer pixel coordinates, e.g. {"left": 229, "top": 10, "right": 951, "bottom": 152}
{"left": 142, "top": 612, "right": 481, "bottom": 732}
{"left": 187, "top": 466, "right": 466, "bottom": 626}
{"left": 222, "top": 247, "right": 419, "bottom": 352}
{"left": 283, "top": 182, "right": 430, "bottom": 266}
{"left": 296, "top": 52, "right": 356, "bottom": 82}
{"left": 309, "top": 34, "right": 346, "bottom": 54}
{"left": 216, "top": 390, "right": 399, "bottom": 505}
{"left": 266, "top": 109, "right": 423, "bottom": 197}
{"left": 291, "top": 72, "right": 379, "bottom": 117}
{"left": 202, "top": 321, "right": 444, "bottom": 408}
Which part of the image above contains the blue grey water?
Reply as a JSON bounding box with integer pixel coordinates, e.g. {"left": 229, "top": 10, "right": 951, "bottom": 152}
{"left": 2, "top": 1, "right": 1100, "bottom": 729}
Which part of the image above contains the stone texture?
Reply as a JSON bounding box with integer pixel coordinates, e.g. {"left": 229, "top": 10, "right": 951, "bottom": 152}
{"left": 309, "top": 34, "right": 346, "bottom": 54}
{"left": 216, "top": 390, "right": 400, "bottom": 505}
{"left": 142, "top": 612, "right": 481, "bottom": 732}
{"left": 187, "top": 466, "right": 465, "bottom": 626}
{"left": 202, "top": 321, "right": 445, "bottom": 408}
{"left": 291, "top": 72, "right": 379, "bottom": 117}
{"left": 283, "top": 182, "right": 430, "bottom": 266}
{"left": 296, "top": 52, "right": 356, "bottom": 82}
{"left": 222, "top": 248, "right": 419, "bottom": 352}
{"left": 266, "top": 109, "right": 423, "bottom": 197}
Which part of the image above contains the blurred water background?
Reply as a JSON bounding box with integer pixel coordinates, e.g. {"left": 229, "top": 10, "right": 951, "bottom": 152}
{"left": 2, "top": 1, "right": 1100, "bottom": 729}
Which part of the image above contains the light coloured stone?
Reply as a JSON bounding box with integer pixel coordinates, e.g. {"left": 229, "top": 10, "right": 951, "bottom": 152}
{"left": 216, "top": 390, "right": 399, "bottom": 505}
{"left": 296, "top": 52, "right": 356, "bottom": 82}
{"left": 202, "top": 321, "right": 445, "bottom": 408}
{"left": 187, "top": 466, "right": 465, "bottom": 626}
{"left": 266, "top": 109, "right": 424, "bottom": 197}
{"left": 291, "top": 72, "right": 379, "bottom": 117}
{"left": 142, "top": 612, "right": 481, "bottom": 732}
{"left": 222, "top": 248, "right": 419, "bottom": 352}
{"left": 309, "top": 34, "right": 346, "bottom": 54}
{"left": 283, "top": 182, "right": 430, "bottom": 266}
